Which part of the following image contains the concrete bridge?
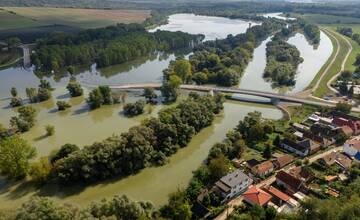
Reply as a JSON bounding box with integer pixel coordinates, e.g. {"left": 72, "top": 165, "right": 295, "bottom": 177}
{"left": 99, "top": 83, "right": 339, "bottom": 108}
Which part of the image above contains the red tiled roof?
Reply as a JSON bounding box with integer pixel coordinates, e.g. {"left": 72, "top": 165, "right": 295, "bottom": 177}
{"left": 274, "top": 154, "right": 294, "bottom": 168}
{"left": 243, "top": 186, "right": 272, "bottom": 207}
{"left": 253, "top": 161, "right": 273, "bottom": 174}
{"left": 267, "top": 186, "right": 290, "bottom": 202}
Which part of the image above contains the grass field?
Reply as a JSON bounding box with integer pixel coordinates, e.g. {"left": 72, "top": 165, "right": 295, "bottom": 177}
{"left": 290, "top": 13, "right": 360, "bottom": 25}
{"left": 0, "top": 7, "right": 151, "bottom": 30}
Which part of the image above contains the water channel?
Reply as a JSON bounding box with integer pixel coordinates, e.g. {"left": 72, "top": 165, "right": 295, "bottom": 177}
{"left": 0, "top": 13, "right": 333, "bottom": 208}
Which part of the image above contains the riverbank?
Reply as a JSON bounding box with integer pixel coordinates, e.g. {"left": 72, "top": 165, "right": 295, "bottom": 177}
{"left": 309, "top": 28, "right": 351, "bottom": 98}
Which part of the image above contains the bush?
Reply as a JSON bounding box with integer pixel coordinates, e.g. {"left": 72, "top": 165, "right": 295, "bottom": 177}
{"left": 123, "top": 100, "right": 145, "bottom": 116}
{"left": 66, "top": 81, "right": 83, "bottom": 97}
{"left": 10, "top": 97, "right": 23, "bottom": 107}
{"left": 56, "top": 101, "right": 71, "bottom": 111}
{"left": 45, "top": 125, "right": 55, "bottom": 136}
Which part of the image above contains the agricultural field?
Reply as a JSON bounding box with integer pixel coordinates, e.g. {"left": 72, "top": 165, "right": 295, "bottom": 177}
{"left": 0, "top": 7, "right": 151, "bottom": 30}
{"left": 291, "top": 13, "right": 360, "bottom": 25}
{"left": 0, "top": 9, "right": 41, "bottom": 30}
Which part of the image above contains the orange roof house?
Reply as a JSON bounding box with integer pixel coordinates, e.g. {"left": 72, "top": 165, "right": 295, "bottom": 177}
{"left": 243, "top": 186, "right": 272, "bottom": 207}
{"left": 251, "top": 161, "right": 274, "bottom": 177}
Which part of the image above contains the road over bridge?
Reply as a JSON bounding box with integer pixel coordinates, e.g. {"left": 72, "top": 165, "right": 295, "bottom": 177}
{"left": 93, "top": 82, "right": 342, "bottom": 108}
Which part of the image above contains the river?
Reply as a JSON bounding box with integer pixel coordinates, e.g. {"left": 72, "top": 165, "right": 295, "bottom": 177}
{"left": 0, "top": 13, "right": 332, "bottom": 209}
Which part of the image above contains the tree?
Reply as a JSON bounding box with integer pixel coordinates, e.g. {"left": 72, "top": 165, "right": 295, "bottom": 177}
{"left": 273, "top": 135, "right": 281, "bottom": 147}
{"left": 66, "top": 81, "right": 83, "bottom": 97}
{"left": 10, "top": 106, "right": 37, "bottom": 132}
{"left": 172, "top": 59, "right": 192, "bottom": 83}
{"left": 263, "top": 144, "right": 272, "bottom": 159}
{"left": 123, "top": 100, "right": 145, "bottom": 116}
{"left": 37, "top": 87, "right": 52, "bottom": 102}
{"left": 30, "top": 157, "right": 52, "bottom": 184}
{"left": 16, "top": 196, "right": 77, "bottom": 220}
{"left": 0, "top": 136, "right": 36, "bottom": 179}
{"left": 161, "top": 190, "right": 192, "bottom": 220}
{"left": 67, "top": 66, "right": 75, "bottom": 75}
{"left": 26, "top": 87, "right": 38, "bottom": 103}
{"left": 10, "top": 87, "right": 17, "bottom": 97}
{"left": 335, "top": 102, "right": 352, "bottom": 114}
{"left": 87, "top": 87, "right": 103, "bottom": 109}
{"left": 5, "top": 37, "right": 21, "bottom": 49}
{"left": 208, "top": 154, "right": 229, "bottom": 180}
{"left": 45, "top": 125, "right": 55, "bottom": 136}
{"left": 39, "top": 79, "right": 52, "bottom": 90}
{"left": 56, "top": 101, "right": 71, "bottom": 111}
{"left": 50, "top": 143, "right": 79, "bottom": 164}
{"left": 143, "top": 87, "right": 157, "bottom": 103}
{"left": 10, "top": 97, "right": 23, "bottom": 107}
{"left": 193, "top": 72, "right": 208, "bottom": 85}
{"left": 161, "top": 75, "right": 182, "bottom": 102}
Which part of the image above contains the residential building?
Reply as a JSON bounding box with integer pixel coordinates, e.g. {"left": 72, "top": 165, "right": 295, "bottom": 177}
{"left": 344, "top": 138, "right": 360, "bottom": 157}
{"left": 332, "top": 116, "right": 360, "bottom": 135}
{"left": 335, "top": 153, "right": 353, "bottom": 170}
{"left": 310, "top": 123, "right": 341, "bottom": 145}
{"left": 272, "top": 154, "right": 294, "bottom": 169}
{"left": 289, "top": 166, "right": 315, "bottom": 184}
{"left": 243, "top": 186, "right": 272, "bottom": 207}
{"left": 214, "top": 169, "right": 253, "bottom": 201}
{"left": 281, "top": 138, "right": 320, "bottom": 157}
{"left": 266, "top": 186, "right": 299, "bottom": 209}
{"left": 251, "top": 161, "right": 274, "bottom": 177}
{"left": 318, "top": 151, "right": 337, "bottom": 166}
{"left": 246, "top": 159, "right": 260, "bottom": 169}
{"left": 275, "top": 171, "right": 306, "bottom": 195}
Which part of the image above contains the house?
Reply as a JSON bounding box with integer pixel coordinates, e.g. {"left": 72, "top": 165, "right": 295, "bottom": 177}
{"left": 214, "top": 169, "right": 253, "bottom": 201}
{"left": 319, "top": 151, "right": 352, "bottom": 170}
{"left": 243, "top": 186, "right": 272, "bottom": 207}
{"left": 335, "top": 153, "right": 353, "bottom": 170}
{"left": 246, "top": 159, "right": 260, "bottom": 169}
{"left": 251, "top": 161, "right": 274, "bottom": 177}
{"left": 281, "top": 138, "right": 320, "bottom": 157}
{"left": 318, "top": 151, "right": 337, "bottom": 166}
{"left": 310, "top": 123, "right": 341, "bottom": 145}
{"left": 344, "top": 138, "right": 360, "bottom": 157}
{"left": 275, "top": 171, "right": 306, "bottom": 195}
{"left": 341, "top": 125, "right": 354, "bottom": 137}
{"left": 332, "top": 115, "right": 360, "bottom": 135}
{"left": 288, "top": 166, "right": 315, "bottom": 184}
{"left": 266, "top": 186, "right": 299, "bottom": 209}
{"left": 272, "top": 154, "right": 294, "bottom": 169}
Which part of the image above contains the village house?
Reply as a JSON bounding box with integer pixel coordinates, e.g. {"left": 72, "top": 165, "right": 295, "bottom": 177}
{"left": 275, "top": 170, "right": 307, "bottom": 195}
{"left": 332, "top": 113, "right": 360, "bottom": 135}
{"left": 288, "top": 166, "right": 315, "bottom": 184}
{"left": 251, "top": 161, "right": 274, "bottom": 177}
{"left": 266, "top": 186, "right": 300, "bottom": 212}
{"left": 281, "top": 138, "right": 320, "bottom": 157}
{"left": 243, "top": 186, "right": 272, "bottom": 207}
{"left": 272, "top": 154, "right": 294, "bottom": 169}
{"left": 309, "top": 123, "right": 342, "bottom": 145}
{"left": 214, "top": 169, "right": 253, "bottom": 201}
{"left": 319, "top": 151, "right": 353, "bottom": 170}
{"left": 344, "top": 138, "right": 360, "bottom": 157}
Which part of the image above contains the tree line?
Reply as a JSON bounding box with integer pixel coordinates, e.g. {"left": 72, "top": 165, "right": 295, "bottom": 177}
{"left": 163, "top": 20, "right": 285, "bottom": 87}
{"left": 264, "top": 28, "right": 304, "bottom": 87}
{"left": 31, "top": 23, "right": 203, "bottom": 71}
{"left": 53, "top": 94, "right": 224, "bottom": 184}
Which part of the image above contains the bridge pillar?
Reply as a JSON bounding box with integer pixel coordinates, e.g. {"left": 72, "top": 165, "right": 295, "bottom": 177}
{"left": 209, "top": 90, "right": 214, "bottom": 97}
{"left": 271, "top": 98, "right": 280, "bottom": 105}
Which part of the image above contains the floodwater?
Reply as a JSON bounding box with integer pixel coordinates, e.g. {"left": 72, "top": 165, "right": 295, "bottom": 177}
{"left": 149, "top": 13, "right": 259, "bottom": 41}
{"left": 0, "top": 14, "right": 284, "bottom": 209}
{"left": 238, "top": 31, "right": 333, "bottom": 94}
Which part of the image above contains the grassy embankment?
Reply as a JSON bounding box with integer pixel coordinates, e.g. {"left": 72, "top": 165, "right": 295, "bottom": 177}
{"left": 294, "top": 13, "right": 359, "bottom": 98}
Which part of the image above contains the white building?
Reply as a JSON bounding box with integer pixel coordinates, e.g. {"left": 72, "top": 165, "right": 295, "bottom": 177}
{"left": 215, "top": 169, "right": 253, "bottom": 201}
